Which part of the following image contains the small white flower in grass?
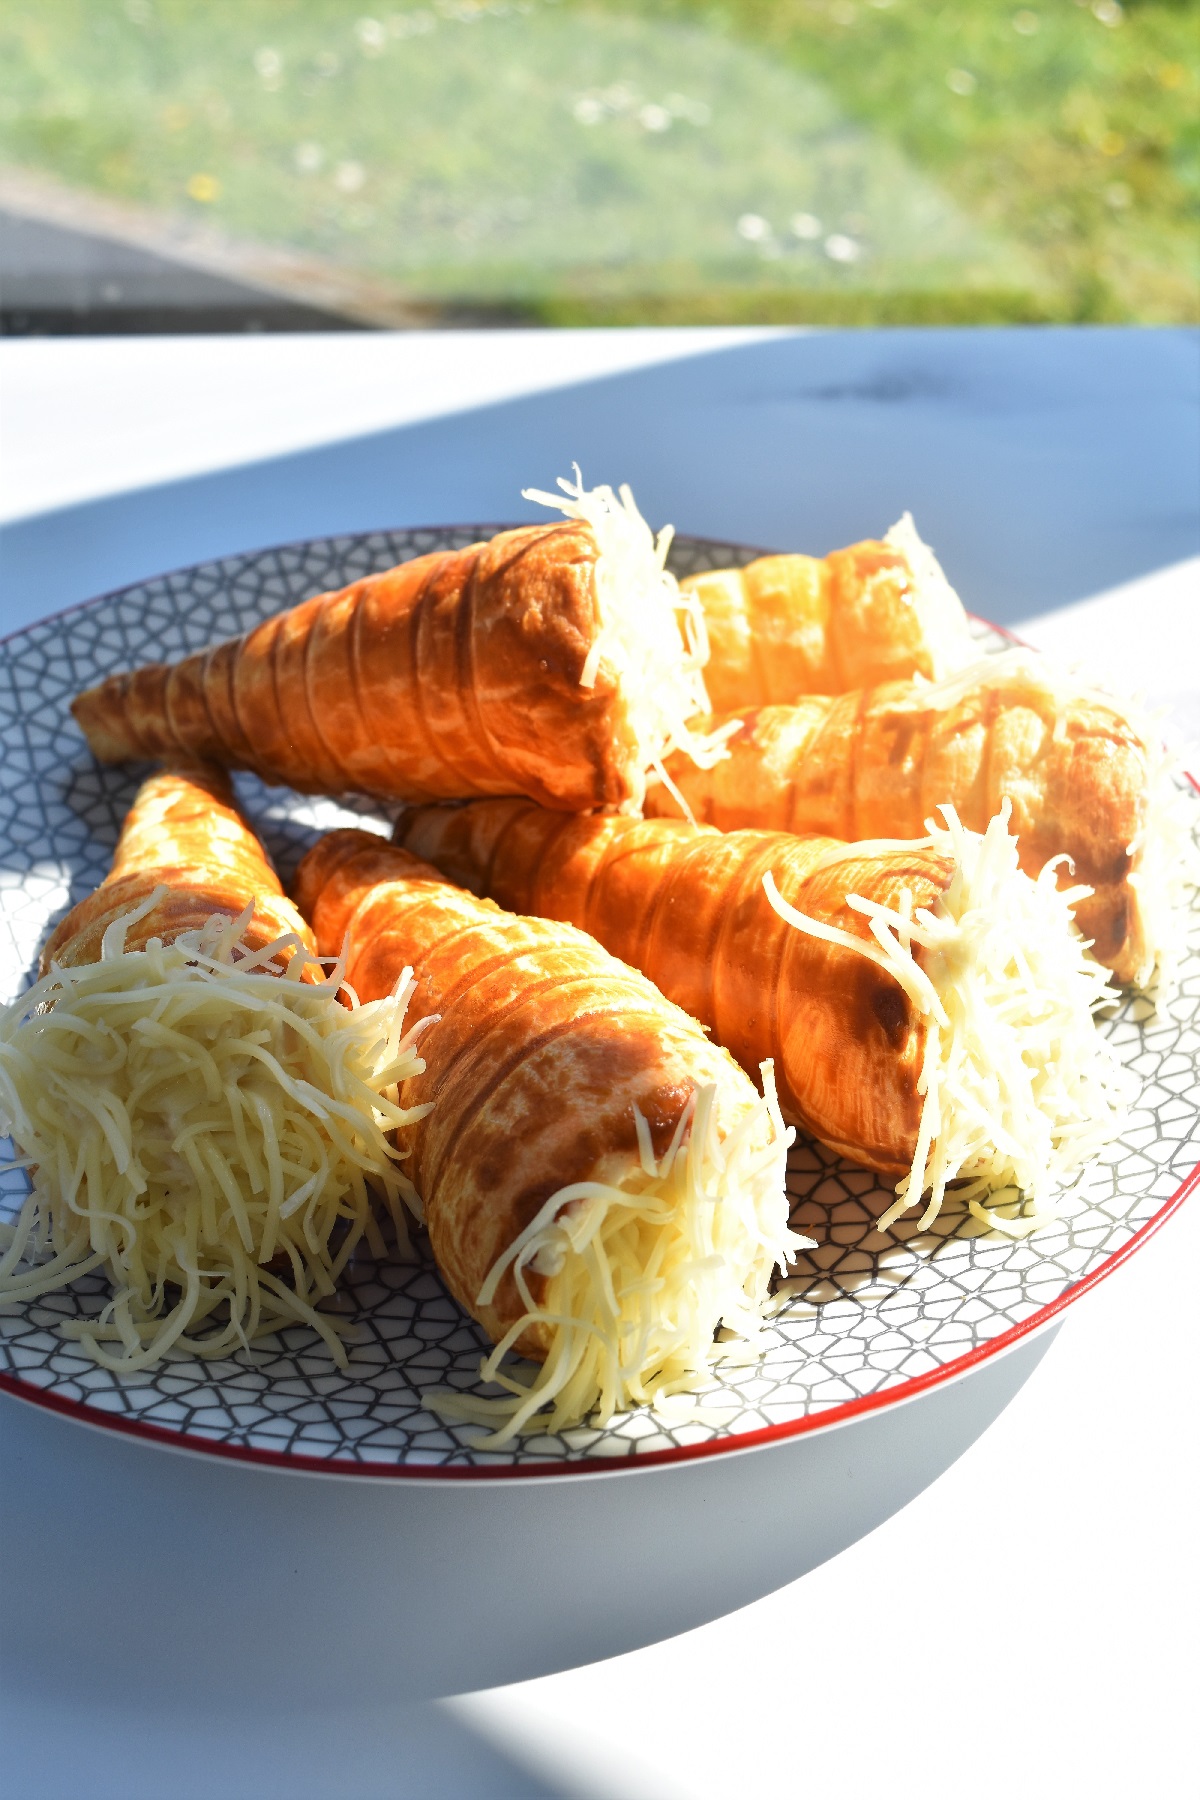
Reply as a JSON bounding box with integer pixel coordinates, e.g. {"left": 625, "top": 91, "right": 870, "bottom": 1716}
{"left": 824, "top": 233, "right": 862, "bottom": 263}
{"left": 295, "top": 142, "right": 324, "bottom": 174}
{"left": 790, "top": 211, "right": 821, "bottom": 240}
{"left": 639, "top": 104, "right": 672, "bottom": 132}
{"left": 737, "top": 212, "right": 771, "bottom": 242}
{"left": 335, "top": 161, "right": 366, "bottom": 193}
{"left": 573, "top": 96, "right": 603, "bottom": 125}
{"left": 356, "top": 16, "right": 387, "bottom": 51}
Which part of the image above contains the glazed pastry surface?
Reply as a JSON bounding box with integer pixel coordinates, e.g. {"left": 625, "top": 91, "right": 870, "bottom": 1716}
{"left": 685, "top": 537, "right": 969, "bottom": 712}
{"left": 395, "top": 799, "right": 956, "bottom": 1177}
{"left": 648, "top": 670, "right": 1151, "bottom": 979}
{"left": 71, "top": 523, "right": 650, "bottom": 813}
{"left": 293, "top": 828, "right": 767, "bottom": 1350}
{"left": 42, "top": 762, "right": 313, "bottom": 973}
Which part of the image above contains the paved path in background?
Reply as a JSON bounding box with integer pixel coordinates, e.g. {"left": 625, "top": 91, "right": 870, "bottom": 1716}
{"left": 0, "top": 165, "right": 485, "bottom": 332}
{"left": 0, "top": 205, "right": 356, "bottom": 333}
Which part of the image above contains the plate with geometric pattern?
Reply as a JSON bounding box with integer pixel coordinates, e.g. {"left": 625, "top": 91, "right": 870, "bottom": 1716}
{"left": 0, "top": 528, "right": 1197, "bottom": 1478}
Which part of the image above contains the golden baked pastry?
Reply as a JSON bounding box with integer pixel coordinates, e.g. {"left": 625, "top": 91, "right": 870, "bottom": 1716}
{"left": 1, "top": 763, "right": 424, "bottom": 1371}
{"left": 42, "top": 761, "right": 313, "bottom": 972}
{"left": 648, "top": 651, "right": 1185, "bottom": 987}
{"left": 687, "top": 515, "right": 972, "bottom": 712}
{"left": 293, "top": 827, "right": 797, "bottom": 1439}
{"left": 394, "top": 797, "right": 1124, "bottom": 1233}
{"left": 72, "top": 480, "right": 721, "bottom": 816}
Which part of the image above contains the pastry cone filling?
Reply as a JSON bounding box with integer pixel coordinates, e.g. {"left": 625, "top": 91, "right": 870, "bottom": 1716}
{"left": 0, "top": 891, "right": 430, "bottom": 1372}
{"left": 765, "top": 803, "right": 1127, "bottom": 1235}
{"left": 882, "top": 512, "right": 974, "bottom": 679}
{"left": 431, "top": 1064, "right": 805, "bottom": 1447}
{"left": 523, "top": 469, "right": 738, "bottom": 812}
{"left": 902, "top": 647, "right": 1196, "bottom": 992}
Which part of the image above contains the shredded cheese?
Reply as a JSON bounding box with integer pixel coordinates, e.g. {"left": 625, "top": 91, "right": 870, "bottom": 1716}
{"left": 898, "top": 645, "right": 1199, "bottom": 992}
{"left": 430, "top": 1062, "right": 807, "bottom": 1446}
{"left": 764, "top": 802, "right": 1127, "bottom": 1236}
{"left": 0, "top": 893, "right": 432, "bottom": 1371}
{"left": 523, "top": 468, "right": 739, "bottom": 813}
{"left": 882, "top": 512, "right": 975, "bottom": 678}
{"left": 1120, "top": 722, "right": 1197, "bottom": 995}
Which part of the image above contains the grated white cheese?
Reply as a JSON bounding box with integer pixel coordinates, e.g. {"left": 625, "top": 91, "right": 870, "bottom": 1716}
{"left": 430, "top": 1061, "right": 807, "bottom": 1445}
{"left": 882, "top": 511, "right": 975, "bottom": 678}
{"left": 0, "top": 892, "right": 432, "bottom": 1371}
{"left": 1119, "top": 723, "right": 1197, "bottom": 996}
{"left": 897, "top": 645, "right": 1198, "bottom": 993}
{"left": 523, "top": 468, "right": 739, "bottom": 813}
{"left": 763, "top": 802, "right": 1127, "bottom": 1236}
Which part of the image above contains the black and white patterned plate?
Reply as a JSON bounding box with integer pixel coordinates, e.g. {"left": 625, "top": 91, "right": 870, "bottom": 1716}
{"left": 0, "top": 529, "right": 1196, "bottom": 1478}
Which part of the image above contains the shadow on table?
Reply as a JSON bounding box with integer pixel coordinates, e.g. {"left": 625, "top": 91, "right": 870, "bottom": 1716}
{"left": 1, "top": 328, "right": 1196, "bottom": 639}
{"left": 0, "top": 1686, "right": 571, "bottom": 1800}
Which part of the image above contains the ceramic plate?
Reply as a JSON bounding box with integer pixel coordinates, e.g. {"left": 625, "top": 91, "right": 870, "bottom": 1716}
{"left": 0, "top": 528, "right": 1196, "bottom": 1475}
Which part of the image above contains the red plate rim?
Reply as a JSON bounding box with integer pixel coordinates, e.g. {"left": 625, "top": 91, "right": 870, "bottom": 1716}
{"left": 4, "top": 1152, "right": 1196, "bottom": 1480}
{"left": 0, "top": 540, "right": 1196, "bottom": 1481}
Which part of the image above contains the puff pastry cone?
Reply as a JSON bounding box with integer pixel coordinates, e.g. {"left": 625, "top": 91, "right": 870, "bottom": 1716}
{"left": 291, "top": 827, "right": 799, "bottom": 1442}
{"left": 40, "top": 761, "right": 314, "bottom": 972}
{"left": 0, "top": 762, "right": 427, "bottom": 1371}
{"left": 648, "top": 649, "right": 1189, "bottom": 989}
{"left": 395, "top": 797, "right": 1125, "bottom": 1236}
{"left": 687, "top": 515, "right": 974, "bottom": 713}
{"left": 71, "top": 478, "right": 720, "bottom": 817}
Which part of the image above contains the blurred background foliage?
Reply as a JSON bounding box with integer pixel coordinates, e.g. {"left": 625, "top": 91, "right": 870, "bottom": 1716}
{"left": 0, "top": 0, "right": 1195, "bottom": 323}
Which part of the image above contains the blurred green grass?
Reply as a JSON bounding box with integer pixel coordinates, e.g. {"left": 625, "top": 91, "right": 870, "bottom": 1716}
{"left": 0, "top": 0, "right": 1195, "bottom": 322}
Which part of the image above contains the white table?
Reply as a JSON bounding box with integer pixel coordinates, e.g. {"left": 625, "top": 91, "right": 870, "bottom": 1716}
{"left": 1, "top": 328, "right": 1197, "bottom": 1800}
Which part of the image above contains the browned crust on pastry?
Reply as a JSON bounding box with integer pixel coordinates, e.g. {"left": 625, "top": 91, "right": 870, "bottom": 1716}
{"left": 648, "top": 671, "right": 1150, "bottom": 980}
{"left": 684, "top": 539, "right": 941, "bottom": 711}
{"left": 71, "top": 524, "right": 648, "bottom": 812}
{"left": 293, "top": 829, "right": 760, "bottom": 1353}
{"left": 395, "top": 800, "right": 955, "bottom": 1176}
{"left": 41, "top": 762, "right": 314, "bottom": 975}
